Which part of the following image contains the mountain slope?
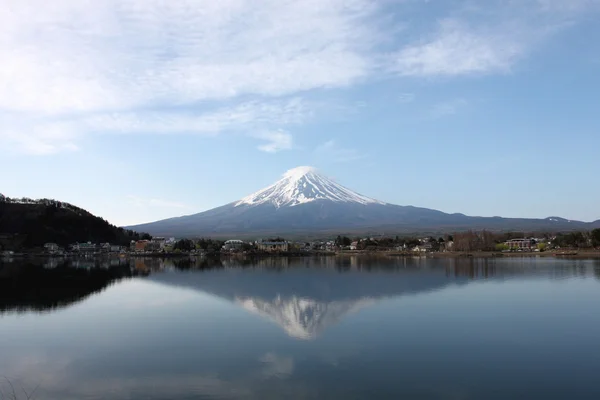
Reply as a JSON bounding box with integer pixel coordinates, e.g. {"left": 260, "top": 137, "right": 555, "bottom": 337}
{"left": 0, "top": 197, "right": 148, "bottom": 249}
{"left": 127, "top": 167, "right": 600, "bottom": 237}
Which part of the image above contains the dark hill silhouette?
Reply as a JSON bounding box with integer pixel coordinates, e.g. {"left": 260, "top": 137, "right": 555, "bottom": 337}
{"left": 0, "top": 197, "right": 150, "bottom": 250}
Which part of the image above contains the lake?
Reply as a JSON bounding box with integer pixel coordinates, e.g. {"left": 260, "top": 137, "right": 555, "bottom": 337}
{"left": 1, "top": 256, "right": 600, "bottom": 400}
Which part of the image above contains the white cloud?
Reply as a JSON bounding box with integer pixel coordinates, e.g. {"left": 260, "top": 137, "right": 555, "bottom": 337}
{"left": 1, "top": 0, "right": 597, "bottom": 155}
{"left": 315, "top": 139, "right": 366, "bottom": 163}
{"left": 393, "top": 20, "right": 523, "bottom": 77}
{"left": 0, "top": 0, "right": 379, "bottom": 114}
{"left": 0, "top": 0, "right": 381, "bottom": 154}
{"left": 254, "top": 131, "right": 293, "bottom": 153}
{"left": 391, "top": 1, "right": 600, "bottom": 78}
{"left": 0, "top": 98, "right": 307, "bottom": 154}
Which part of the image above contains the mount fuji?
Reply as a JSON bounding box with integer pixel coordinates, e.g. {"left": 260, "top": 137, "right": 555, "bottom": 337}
{"left": 127, "top": 166, "right": 599, "bottom": 237}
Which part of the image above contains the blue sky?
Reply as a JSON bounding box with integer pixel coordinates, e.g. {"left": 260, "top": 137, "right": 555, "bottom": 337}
{"left": 1, "top": 0, "right": 599, "bottom": 226}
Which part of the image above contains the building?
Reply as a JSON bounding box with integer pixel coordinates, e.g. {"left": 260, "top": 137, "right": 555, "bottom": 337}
{"left": 310, "top": 241, "right": 325, "bottom": 251}
{"left": 133, "top": 240, "right": 150, "bottom": 253}
{"left": 100, "top": 243, "right": 112, "bottom": 253}
{"left": 257, "top": 241, "right": 289, "bottom": 252}
{"left": 72, "top": 242, "right": 96, "bottom": 253}
{"left": 325, "top": 241, "right": 336, "bottom": 252}
{"left": 223, "top": 240, "right": 245, "bottom": 251}
{"left": 350, "top": 241, "right": 358, "bottom": 250}
{"left": 44, "top": 243, "right": 60, "bottom": 253}
{"left": 505, "top": 238, "right": 535, "bottom": 250}
{"left": 145, "top": 241, "right": 162, "bottom": 252}
{"left": 151, "top": 237, "right": 167, "bottom": 250}
{"left": 412, "top": 243, "right": 433, "bottom": 253}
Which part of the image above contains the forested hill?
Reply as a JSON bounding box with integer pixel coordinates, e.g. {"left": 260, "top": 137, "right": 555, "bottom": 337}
{"left": 0, "top": 196, "right": 149, "bottom": 250}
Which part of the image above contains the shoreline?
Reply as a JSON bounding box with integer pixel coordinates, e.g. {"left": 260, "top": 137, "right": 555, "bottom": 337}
{"left": 3, "top": 250, "right": 600, "bottom": 260}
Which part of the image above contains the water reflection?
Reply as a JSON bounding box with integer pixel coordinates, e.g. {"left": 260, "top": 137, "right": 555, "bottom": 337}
{"left": 2, "top": 256, "right": 600, "bottom": 400}
{"left": 0, "top": 259, "right": 132, "bottom": 313}
{"left": 2, "top": 256, "right": 600, "bottom": 334}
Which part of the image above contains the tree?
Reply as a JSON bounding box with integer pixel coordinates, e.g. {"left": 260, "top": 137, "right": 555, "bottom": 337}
{"left": 592, "top": 229, "right": 600, "bottom": 248}
{"left": 495, "top": 243, "right": 509, "bottom": 251}
{"left": 173, "top": 239, "right": 194, "bottom": 251}
{"left": 537, "top": 243, "right": 547, "bottom": 252}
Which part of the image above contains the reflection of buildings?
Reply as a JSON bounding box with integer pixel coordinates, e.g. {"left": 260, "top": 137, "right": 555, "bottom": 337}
{"left": 43, "top": 257, "right": 65, "bottom": 269}
{"left": 445, "top": 258, "right": 498, "bottom": 279}
{"left": 257, "top": 241, "right": 289, "bottom": 252}
{"left": 134, "top": 258, "right": 165, "bottom": 272}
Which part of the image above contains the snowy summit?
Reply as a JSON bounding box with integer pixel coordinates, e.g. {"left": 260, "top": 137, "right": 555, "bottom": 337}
{"left": 236, "top": 166, "right": 385, "bottom": 208}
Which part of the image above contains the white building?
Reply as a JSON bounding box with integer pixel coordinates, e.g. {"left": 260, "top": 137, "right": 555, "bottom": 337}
{"left": 223, "top": 240, "right": 245, "bottom": 251}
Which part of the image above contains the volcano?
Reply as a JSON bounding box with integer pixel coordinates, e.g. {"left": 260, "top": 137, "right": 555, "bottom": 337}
{"left": 126, "top": 166, "right": 599, "bottom": 237}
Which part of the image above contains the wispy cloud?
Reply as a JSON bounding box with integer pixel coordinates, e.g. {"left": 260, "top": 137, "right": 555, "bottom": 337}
{"left": 391, "top": 0, "right": 600, "bottom": 78}
{"left": 0, "top": 98, "right": 308, "bottom": 155}
{"left": 253, "top": 130, "right": 294, "bottom": 153}
{"left": 1, "top": 0, "right": 597, "bottom": 155}
{"left": 315, "top": 139, "right": 366, "bottom": 163}
{"left": 393, "top": 19, "right": 523, "bottom": 77}
{"left": 0, "top": 0, "right": 381, "bottom": 154}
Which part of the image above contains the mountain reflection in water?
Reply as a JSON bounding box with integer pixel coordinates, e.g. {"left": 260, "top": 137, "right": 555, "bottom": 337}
{"left": 2, "top": 256, "right": 599, "bottom": 338}
{"left": 2, "top": 256, "right": 600, "bottom": 400}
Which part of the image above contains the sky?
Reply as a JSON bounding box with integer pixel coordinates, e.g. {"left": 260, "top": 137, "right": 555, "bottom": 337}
{"left": 1, "top": 0, "right": 599, "bottom": 226}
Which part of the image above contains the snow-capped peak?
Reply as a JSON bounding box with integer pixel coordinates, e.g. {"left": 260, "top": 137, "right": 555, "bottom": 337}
{"left": 235, "top": 166, "right": 385, "bottom": 208}
{"left": 236, "top": 295, "right": 374, "bottom": 340}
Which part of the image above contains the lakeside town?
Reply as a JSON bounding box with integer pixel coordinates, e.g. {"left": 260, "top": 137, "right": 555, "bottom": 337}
{"left": 4, "top": 229, "right": 600, "bottom": 259}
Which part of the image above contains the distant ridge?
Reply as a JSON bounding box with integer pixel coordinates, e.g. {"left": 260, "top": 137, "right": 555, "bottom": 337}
{"left": 126, "top": 167, "right": 600, "bottom": 237}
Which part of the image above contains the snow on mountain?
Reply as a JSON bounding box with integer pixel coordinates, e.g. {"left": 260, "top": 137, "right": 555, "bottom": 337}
{"left": 236, "top": 166, "right": 385, "bottom": 208}
{"left": 125, "top": 166, "right": 600, "bottom": 237}
{"left": 237, "top": 295, "right": 374, "bottom": 340}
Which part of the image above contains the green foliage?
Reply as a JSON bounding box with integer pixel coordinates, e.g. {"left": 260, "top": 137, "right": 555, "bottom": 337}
{"left": 195, "top": 238, "right": 225, "bottom": 251}
{"left": 553, "top": 232, "right": 589, "bottom": 248}
{"left": 173, "top": 239, "right": 195, "bottom": 251}
{"left": 537, "top": 243, "right": 547, "bottom": 251}
{"left": 495, "top": 243, "right": 510, "bottom": 251}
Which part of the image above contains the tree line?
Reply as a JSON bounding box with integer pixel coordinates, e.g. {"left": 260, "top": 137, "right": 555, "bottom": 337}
{"left": 333, "top": 229, "right": 600, "bottom": 252}
{"left": 0, "top": 199, "right": 151, "bottom": 250}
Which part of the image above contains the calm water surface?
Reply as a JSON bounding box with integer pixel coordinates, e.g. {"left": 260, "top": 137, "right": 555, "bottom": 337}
{"left": 1, "top": 256, "right": 600, "bottom": 400}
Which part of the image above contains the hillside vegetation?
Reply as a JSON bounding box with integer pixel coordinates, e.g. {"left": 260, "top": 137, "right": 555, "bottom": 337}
{"left": 0, "top": 196, "right": 148, "bottom": 250}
